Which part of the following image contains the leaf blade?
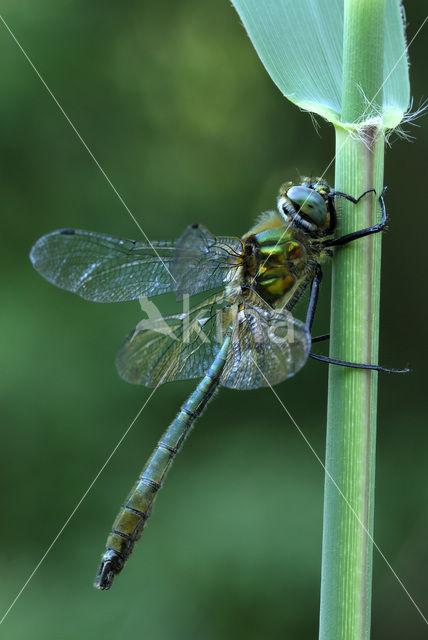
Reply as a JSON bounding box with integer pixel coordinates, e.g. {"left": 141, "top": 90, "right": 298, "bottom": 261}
{"left": 232, "top": 0, "right": 410, "bottom": 128}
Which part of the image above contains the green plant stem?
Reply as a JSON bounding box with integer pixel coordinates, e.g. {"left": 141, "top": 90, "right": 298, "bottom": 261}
{"left": 319, "top": 1, "right": 386, "bottom": 638}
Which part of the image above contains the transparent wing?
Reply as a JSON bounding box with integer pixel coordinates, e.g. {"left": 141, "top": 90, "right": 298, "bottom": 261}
{"left": 116, "top": 294, "right": 231, "bottom": 387}
{"left": 30, "top": 229, "right": 177, "bottom": 302}
{"left": 172, "top": 224, "right": 244, "bottom": 297}
{"left": 117, "top": 288, "right": 310, "bottom": 391}
{"left": 221, "top": 292, "right": 311, "bottom": 390}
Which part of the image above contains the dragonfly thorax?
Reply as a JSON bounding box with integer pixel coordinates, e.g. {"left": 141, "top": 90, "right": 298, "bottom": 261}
{"left": 241, "top": 212, "right": 311, "bottom": 306}
{"left": 240, "top": 177, "right": 337, "bottom": 307}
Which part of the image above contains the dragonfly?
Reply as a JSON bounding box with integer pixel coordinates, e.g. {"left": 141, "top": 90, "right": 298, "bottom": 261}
{"left": 30, "top": 176, "right": 405, "bottom": 590}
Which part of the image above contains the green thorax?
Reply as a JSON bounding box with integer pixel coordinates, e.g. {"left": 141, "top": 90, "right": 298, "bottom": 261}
{"left": 242, "top": 212, "right": 310, "bottom": 306}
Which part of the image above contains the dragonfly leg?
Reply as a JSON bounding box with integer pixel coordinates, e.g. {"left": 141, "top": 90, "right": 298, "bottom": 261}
{"left": 325, "top": 187, "right": 387, "bottom": 247}
{"left": 309, "top": 352, "right": 410, "bottom": 374}
{"left": 311, "top": 333, "right": 329, "bottom": 343}
{"left": 305, "top": 265, "right": 323, "bottom": 333}
{"left": 329, "top": 187, "right": 376, "bottom": 205}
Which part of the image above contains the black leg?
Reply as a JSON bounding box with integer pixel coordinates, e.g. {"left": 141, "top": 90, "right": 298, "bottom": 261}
{"left": 312, "top": 333, "right": 330, "bottom": 343}
{"left": 309, "top": 188, "right": 407, "bottom": 375}
{"left": 329, "top": 187, "right": 376, "bottom": 205}
{"left": 325, "top": 187, "right": 387, "bottom": 248}
{"left": 305, "top": 265, "right": 322, "bottom": 333}
{"left": 309, "top": 352, "right": 410, "bottom": 374}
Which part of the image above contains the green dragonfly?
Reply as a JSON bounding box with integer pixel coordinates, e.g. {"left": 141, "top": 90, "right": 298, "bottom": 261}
{"left": 30, "top": 177, "right": 401, "bottom": 590}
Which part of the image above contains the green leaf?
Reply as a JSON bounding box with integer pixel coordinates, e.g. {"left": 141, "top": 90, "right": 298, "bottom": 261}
{"left": 383, "top": 1, "right": 410, "bottom": 128}
{"left": 231, "top": 0, "right": 409, "bottom": 128}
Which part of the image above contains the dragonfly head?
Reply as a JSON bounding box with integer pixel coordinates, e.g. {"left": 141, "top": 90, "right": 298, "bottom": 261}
{"left": 277, "top": 178, "right": 335, "bottom": 236}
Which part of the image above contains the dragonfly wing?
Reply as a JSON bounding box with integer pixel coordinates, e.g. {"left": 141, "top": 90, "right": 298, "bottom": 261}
{"left": 172, "top": 224, "right": 243, "bottom": 298}
{"left": 116, "top": 294, "right": 230, "bottom": 387}
{"left": 221, "top": 294, "right": 311, "bottom": 390}
{"left": 118, "top": 288, "right": 310, "bottom": 390}
{"left": 30, "top": 229, "right": 176, "bottom": 302}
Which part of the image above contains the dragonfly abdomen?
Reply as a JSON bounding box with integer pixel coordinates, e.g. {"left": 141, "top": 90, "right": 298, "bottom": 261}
{"left": 94, "top": 331, "right": 232, "bottom": 590}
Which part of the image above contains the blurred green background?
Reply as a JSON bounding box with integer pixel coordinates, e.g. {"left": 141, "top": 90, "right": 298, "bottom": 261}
{"left": 1, "top": 1, "right": 427, "bottom": 638}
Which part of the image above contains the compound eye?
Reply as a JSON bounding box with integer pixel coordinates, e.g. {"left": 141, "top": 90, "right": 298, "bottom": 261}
{"left": 287, "top": 186, "right": 327, "bottom": 226}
